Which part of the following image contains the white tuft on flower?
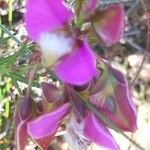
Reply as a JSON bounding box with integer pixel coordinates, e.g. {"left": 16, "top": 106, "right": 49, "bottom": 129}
{"left": 38, "top": 33, "right": 73, "bottom": 67}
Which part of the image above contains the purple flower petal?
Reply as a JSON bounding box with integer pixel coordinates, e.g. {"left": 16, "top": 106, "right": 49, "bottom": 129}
{"left": 84, "top": 113, "right": 119, "bottom": 150}
{"left": 93, "top": 4, "right": 124, "bottom": 46}
{"left": 15, "top": 113, "right": 29, "bottom": 150}
{"left": 15, "top": 95, "right": 42, "bottom": 149}
{"left": 67, "top": 85, "right": 85, "bottom": 117}
{"left": 96, "top": 67, "right": 137, "bottom": 131}
{"left": 110, "top": 66, "right": 127, "bottom": 85}
{"left": 27, "top": 103, "right": 70, "bottom": 139}
{"left": 14, "top": 95, "right": 34, "bottom": 149}
{"left": 25, "top": 0, "right": 73, "bottom": 41}
{"left": 41, "top": 82, "right": 65, "bottom": 112}
{"left": 19, "top": 94, "right": 32, "bottom": 120}
{"left": 41, "top": 82, "right": 64, "bottom": 103}
{"left": 112, "top": 83, "right": 137, "bottom": 131}
{"left": 106, "top": 68, "right": 137, "bottom": 131}
{"left": 15, "top": 109, "right": 52, "bottom": 150}
{"left": 54, "top": 40, "right": 96, "bottom": 85}
{"left": 101, "top": 87, "right": 137, "bottom": 132}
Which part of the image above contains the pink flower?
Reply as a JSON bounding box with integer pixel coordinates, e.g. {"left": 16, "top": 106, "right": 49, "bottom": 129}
{"left": 26, "top": 82, "right": 119, "bottom": 150}
{"left": 25, "top": 0, "right": 96, "bottom": 85}
{"left": 15, "top": 60, "right": 137, "bottom": 150}
{"left": 19, "top": 1, "right": 137, "bottom": 150}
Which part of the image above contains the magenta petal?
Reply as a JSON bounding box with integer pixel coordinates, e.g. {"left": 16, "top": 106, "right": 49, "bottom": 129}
{"left": 100, "top": 83, "right": 137, "bottom": 131}
{"left": 15, "top": 112, "right": 29, "bottom": 150}
{"left": 110, "top": 66, "right": 127, "bottom": 85}
{"left": 90, "top": 64, "right": 137, "bottom": 132}
{"left": 84, "top": 113, "right": 119, "bottom": 150}
{"left": 41, "top": 82, "right": 64, "bottom": 103}
{"left": 20, "top": 95, "right": 32, "bottom": 120}
{"left": 27, "top": 103, "right": 70, "bottom": 139}
{"left": 54, "top": 40, "right": 96, "bottom": 85}
{"left": 93, "top": 4, "right": 124, "bottom": 46}
{"left": 16, "top": 122, "right": 28, "bottom": 150}
{"left": 25, "top": 0, "right": 73, "bottom": 41}
{"left": 106, "top": 67, "right": 137, "bottom": 131}
{"left": 15, "top": 95, "right": 33, "bottom": 149}
{"left": 114, "top": 83, "right": 137, "bottom": 131}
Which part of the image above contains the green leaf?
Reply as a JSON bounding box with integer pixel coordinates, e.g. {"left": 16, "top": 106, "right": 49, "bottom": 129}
{"left": 0, "top": 45, "right": 28, "bottom": 65}
{"left": 10, "top": 73, "right": 40, "bottom": 88}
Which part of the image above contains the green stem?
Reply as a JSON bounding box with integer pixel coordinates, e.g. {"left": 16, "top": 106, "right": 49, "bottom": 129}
{"left": 74, "top": 0, "right": 84, "bottom": 28}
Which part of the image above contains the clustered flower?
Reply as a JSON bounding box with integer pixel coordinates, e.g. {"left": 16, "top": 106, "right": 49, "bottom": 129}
{"left": 15, "top": 0, "right": 137, "bottom": 150}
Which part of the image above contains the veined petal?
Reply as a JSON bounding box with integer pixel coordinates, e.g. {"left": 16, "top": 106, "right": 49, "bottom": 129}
{"left": 27, "top": 103, "right": 70, "bottom": 139}
{"left": 25, "top": 0, "right": 73, "bottom": 41}
{"left": 93, "top": 4, "right": 124, "bottom": 46}
{"left": 54, "top": 40, "right": 96, "bottom": 85}
{"left": 113, "top": 83, "right": 137, "bottom": 131}
{"left": 98, "top": 67, "right": 137, "bottom": 131}
{"left": 84, "top": 113, "right": 119, "bottom": 150}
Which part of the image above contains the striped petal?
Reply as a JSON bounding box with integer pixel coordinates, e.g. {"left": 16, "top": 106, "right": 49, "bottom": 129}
{"left": 90, "top": 65, "right": 137, "bottom": 131}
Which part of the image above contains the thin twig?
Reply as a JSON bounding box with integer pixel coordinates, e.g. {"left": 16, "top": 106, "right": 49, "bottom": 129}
{"left": 124, "top": 37, "right": 144, "bottom": 52}
{"left": 126, "top": 0, "right": 140, "bottom": 16}
{"left": 131, "top": 0, "right": 150, "bottom": 86}
{"left": 124, "top": 30, "right": 141, "bottom": 36}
